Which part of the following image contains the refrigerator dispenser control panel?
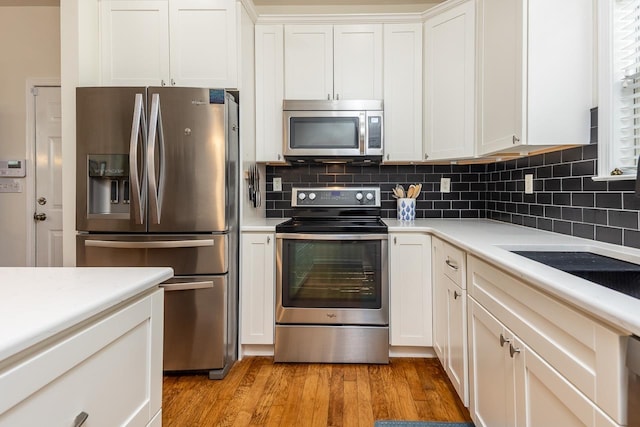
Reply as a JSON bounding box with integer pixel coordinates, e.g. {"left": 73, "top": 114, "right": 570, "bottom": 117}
{"left": 0, "top": 160, "right": 25, "bottom": 177}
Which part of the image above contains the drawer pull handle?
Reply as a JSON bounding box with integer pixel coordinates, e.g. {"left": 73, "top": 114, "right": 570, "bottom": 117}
{"left": 73, "top": 412, "right": 89, "bottom": 427}
{"left": 445, "top": 259, "right": 459, "bottom": 270}
{"left": 453, "top": 290, "right": 461, "bottom": 299}
{"left": 509, "top": 343, "right": 521, "bottom": 358}
{"left": 499, "top": 333, "right": 510, "bottom": 347}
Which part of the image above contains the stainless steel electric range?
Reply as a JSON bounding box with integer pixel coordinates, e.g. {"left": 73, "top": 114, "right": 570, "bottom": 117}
{"left": 275, "top": 187, "right": 389, "bottom": 364}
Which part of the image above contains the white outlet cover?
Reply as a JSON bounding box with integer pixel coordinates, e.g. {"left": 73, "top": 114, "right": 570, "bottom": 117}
{"left": 524, "top": 174, "right": 534, "bottom": 194}
{"left": 273, "top": 177, "right": 282, "bottom": 192}
{"left": 441, "top": 177, "right": 451, "bottom": 193}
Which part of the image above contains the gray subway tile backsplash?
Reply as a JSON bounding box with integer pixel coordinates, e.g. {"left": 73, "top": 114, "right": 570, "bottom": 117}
{"left": 264, "top": 108, "right": 640, "bottom": 249}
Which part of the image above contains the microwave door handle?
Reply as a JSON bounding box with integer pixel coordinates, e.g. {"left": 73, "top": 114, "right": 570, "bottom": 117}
{"left": 359, "top": 112, "right": 366, "bottom": 155}
{"left": 147, "top": 93, "right": 162, "bottom": 225}
{"left": 129, "top": 93, "right": 146, "bottom": 225}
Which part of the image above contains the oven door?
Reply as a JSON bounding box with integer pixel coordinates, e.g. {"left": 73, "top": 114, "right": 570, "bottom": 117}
{"left": 276, "top": 233, "right": 388, "bottom": 325}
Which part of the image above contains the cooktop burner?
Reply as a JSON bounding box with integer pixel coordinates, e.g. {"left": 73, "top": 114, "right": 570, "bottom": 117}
{"left": 276, "top": 187, "right": 388, "bottom": 234}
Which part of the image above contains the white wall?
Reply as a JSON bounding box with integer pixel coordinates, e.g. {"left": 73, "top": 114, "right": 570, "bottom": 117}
{"left": 0, "top": 6, "right": 60, "bottom": 266}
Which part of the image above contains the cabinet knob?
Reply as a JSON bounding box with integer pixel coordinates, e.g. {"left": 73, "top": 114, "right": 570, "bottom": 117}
{"left": 171, "top": 78, "right": 176, "bottom": 86}
{"left": 394, "top": 236, "right": 397, "bottom": 245}
{"left": 277, "top": 154, "right": 281, "bottom": 160}
{"left": 335, "top": 93, "right": 340, "bottom": 100}
{"left": 327, "top": 94, "right": 331, "bottom": 100}
{"left": 424, "top": 153, "right": 429, "bottom": 160}
{"left": 512, "top": 135, "right": 520, "bottom": 144}
{"left": 509, "top": 343, "right": 521, "bottom": 358}
{"left": 387, "top": 154, "right": 390, "bottom": 160}
{"left": 161, "top": 80, "right": 166, "bottom": 87}
{"left": 453, "top": 290, "right": 461, "bottom": 299}
{"left": 499, "top": 333, "right": 510, "bottom": 348}
{"left": 267, "top": 236, "right": 271, "bottom": 244}
{"left": 73, "top": 412, "right": 89, "bottom": 427}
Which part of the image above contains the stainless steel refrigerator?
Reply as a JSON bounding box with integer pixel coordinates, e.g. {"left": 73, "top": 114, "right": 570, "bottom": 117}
{"left": 75, "top": 87, "right": 239, "bottom": 379}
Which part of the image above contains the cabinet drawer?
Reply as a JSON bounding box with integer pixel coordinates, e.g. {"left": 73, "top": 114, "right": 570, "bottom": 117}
{"left": 468, "top": 256, "right": 626, "bottom": 424}
{"left": 0, "top": 290, "right": 163, "bottom": 427}
{"left": 441, "top": 240, "right": 466, "bottom": 288}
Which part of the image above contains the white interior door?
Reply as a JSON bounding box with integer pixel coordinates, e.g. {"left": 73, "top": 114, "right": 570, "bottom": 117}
{"left": 34, "top": 86, "right": 63, "bottom": 267}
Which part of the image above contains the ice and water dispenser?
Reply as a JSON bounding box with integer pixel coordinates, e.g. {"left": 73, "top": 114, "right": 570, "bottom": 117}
{"left": 87, "top": 154, "right": 130, "bottom": 217}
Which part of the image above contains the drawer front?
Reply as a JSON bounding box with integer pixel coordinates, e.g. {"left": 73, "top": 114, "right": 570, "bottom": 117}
{"left": 441, "top": 240, "right": 466, "bottom": 287}
{"left": 468, "top": 255, "right": 626, "bottom": 424}
{"left": 0, "top": 290, "right": 164, "bottom": 427}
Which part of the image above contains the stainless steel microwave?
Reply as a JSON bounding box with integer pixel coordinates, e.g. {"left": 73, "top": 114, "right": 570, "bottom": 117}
{"left": 283, "top": 99, "right": 383, "bottom": 162}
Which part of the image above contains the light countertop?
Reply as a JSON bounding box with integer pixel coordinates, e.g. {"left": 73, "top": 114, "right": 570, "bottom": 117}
{"left": 385, "top": 218, "right": 640, "bottom": 336}
{"left": 0, "top": 267, "right": 173, "bottom": 363}
{"left": 241, "top": 218, "right": 287, "bottom": 231}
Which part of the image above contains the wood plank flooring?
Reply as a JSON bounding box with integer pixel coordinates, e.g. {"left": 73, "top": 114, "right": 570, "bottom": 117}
{"left": 162, "top": 357, "right": 472, "bottom": 427}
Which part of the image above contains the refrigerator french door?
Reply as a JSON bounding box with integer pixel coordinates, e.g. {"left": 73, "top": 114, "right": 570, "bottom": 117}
{"left": 75, "top": 87, "right": 239, "bottom": 379}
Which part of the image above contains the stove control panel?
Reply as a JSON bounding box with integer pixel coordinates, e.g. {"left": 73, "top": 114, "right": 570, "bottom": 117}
{"left": 292, "top": 187, "right": 381, "bottom": 207}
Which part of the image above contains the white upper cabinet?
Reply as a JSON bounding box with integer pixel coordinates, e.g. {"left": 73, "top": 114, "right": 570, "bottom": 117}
{"left": 284, "top": 24, "right": 383, "bottom": 100}
{"left": 424, "top": 0, "right": 475, "bottom": 161}
{"left": 477, "top": 0, "right": 592, "bottom": 156}
{"left": 255, "top": 24, "right": 286, "bottom": 163}
{"left": 383, "top": 23, "right": 423, "bottom": 162}
{"left": 100, "top": 0, "right": 238, "bottom": 88}
{"left": 100, "top": 1, "right": 170, "bottom": 86}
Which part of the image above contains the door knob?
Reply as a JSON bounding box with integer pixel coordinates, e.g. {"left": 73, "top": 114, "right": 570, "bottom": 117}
{"left": 34, "top": 212, "right": 47, "bottom": 221}
{"left": 37, "top": 197, "right": 47, "bottom": 205}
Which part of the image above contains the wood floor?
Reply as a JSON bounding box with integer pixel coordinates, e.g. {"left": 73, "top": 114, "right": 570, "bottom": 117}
{"left": 162, "top": 357, "right": 472, "bottom": 427}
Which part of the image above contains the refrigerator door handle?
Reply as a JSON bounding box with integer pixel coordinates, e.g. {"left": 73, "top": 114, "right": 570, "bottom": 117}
{"left": 147, "top": 93, "right": 166, "bottom": 225}
{"left": 129, "top": 93, "right": 147, "bottom": 225}
{"left": 84, "top": 239, "right": 215, "bottom": 249}
{"left": 160, "top": 281, "right": 215, "bottom": 292}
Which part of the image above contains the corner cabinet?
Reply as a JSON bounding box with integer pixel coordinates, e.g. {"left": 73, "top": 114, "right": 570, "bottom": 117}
{"left": 0, "top": 289, "right": 164, "bottom": 426}
{"left": 424, "top": 0, "right": 475, "bottom": 161}
{"left": 389, "top": 233, "right": 432, "bottom": 346}
{"left": 432, "top": 237, "right": 468, "bottom": 406}
{"left": 382, "top": 23, "right": 423, "bottom": 162}
{"left": 467, "top": 255, "right": 625, "bottom": 427}
{"left": 100, "top": 0, "right": 238, "bottom": 88}
{"left": 240, "top": 232, "right": 275, "bottom": 345}
{"left": 476, "top": 0, "right": 592, "bottom": 156}
{"left": 283, "top": 24, "right": 383, "bottom": 101}
{"left": 255, "top": 24, "right": 286, "bottom": 163}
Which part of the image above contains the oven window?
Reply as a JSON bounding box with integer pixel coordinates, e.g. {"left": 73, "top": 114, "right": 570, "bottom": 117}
{"left": 289, "top": 117, "right": 359, "bottom": 149}
{"left": 281, "top": 239, "right": 382, "bottom": 309}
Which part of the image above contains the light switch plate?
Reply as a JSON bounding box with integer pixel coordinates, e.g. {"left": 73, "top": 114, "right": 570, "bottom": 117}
{"left": 273, "top": 177, "right": 282, "bottom": 192}
{"left": 440, "top": 177, "right": 451, "bottom": 193}
{"left": 524, "top": 174, "right": 534, "bottom": 194}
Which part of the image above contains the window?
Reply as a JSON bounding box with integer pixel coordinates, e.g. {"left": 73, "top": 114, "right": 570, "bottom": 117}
{"left": 598, "top": 0, "right": 640, "bottom": 179}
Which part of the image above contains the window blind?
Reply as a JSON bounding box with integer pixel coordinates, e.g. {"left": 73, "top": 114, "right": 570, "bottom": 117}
{"left": 618, "top": 0, "right": 640, "bottom": 173}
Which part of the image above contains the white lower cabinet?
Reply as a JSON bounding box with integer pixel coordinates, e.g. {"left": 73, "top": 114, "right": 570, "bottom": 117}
{"left": 0, "top": 289, "right": 164, "bottom": 427}
{"left": 240, "top": 232, "right": 275, "bottom": 345}
{"left": 468, "top": 255, "right": 625, "bottom": 427}
{"left": 469, "top": 298, "right": 619, "bottom": 427}
{"left": 432, "top": 237, "right": 468, "bottom": 406}
{"left": 389, "top": 233, "right": 432, "bottom": 346}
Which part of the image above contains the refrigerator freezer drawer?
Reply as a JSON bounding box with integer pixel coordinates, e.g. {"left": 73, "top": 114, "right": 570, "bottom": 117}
{"left": 76, "top": 234, "right": 228, "bottom": 275}
{"left": 161, "top": 276, "right": 227, "bottom": 372}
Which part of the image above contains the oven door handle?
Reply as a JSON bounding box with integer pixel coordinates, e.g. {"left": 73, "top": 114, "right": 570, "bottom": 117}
{"left": 275, "top": 233, "right": 387, "bottom": 241}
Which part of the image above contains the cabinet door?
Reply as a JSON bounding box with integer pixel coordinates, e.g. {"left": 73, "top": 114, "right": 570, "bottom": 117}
{"left": 333, "top": 24, "right": 383, "bottom": 100}
{"left": 389, "top": 233, "right": 432, "bottom": 346}
{"left": 169, "top": 0, "right": 237, "bottom": 88}
{"left": 446, "top": 279, "right": 468, "bottom": 407}
{"left": 284, "top": 25, "right": 333, "bottom": 100}
{"left": 100, "top": 0, "right": 170, "bottom": 86}
{"left": 424, "top": 0, "right": 475, "bottom": 161}
{"left": 255, "top": 24, "right": 285, "bottom": 163}
{"left": 240, "top": 233, "right": 275, "bottom": 345}
{"left": 476, "top": 0, "right": 523, "bottom": 155}
{"left": 383, "top": 23, "right": 423, "bottom": 162}
{"left": 515, "top": 341, "right": 619, "bottom": 427}
{"left": 432, "top": 238, "right": 447, "bottom": 360}
{"left": 468, "top": 298, "right": 516, "bottom": 427}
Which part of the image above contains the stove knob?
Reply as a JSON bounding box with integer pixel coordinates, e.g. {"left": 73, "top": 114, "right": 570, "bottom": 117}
{"left": 309, "top": 193, "right": 316, "bottom": 200}
{"left": 366, "top": 193, "right": 374, "bottom": 201}
{"left": 355, "top": 192, "right": 364, "bottom": 201}
{"left": 298, "top": 192, "right": 306, "bottom": 200}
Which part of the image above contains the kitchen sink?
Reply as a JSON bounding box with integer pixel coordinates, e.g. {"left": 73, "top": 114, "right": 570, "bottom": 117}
{"left": 512, "top": 251, "right": 640, "bottom": 299}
